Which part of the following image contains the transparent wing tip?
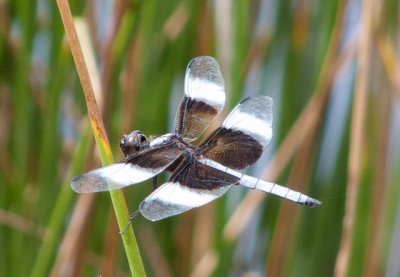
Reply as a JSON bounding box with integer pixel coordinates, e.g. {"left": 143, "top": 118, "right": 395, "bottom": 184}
{"left": 71, "top": 174, "right": 95, "bottom": 193}
{"left": 70, "top": 173, "right": 111, "bottom": 193}
{"left": 70, "top": 175, "right": 87, "bottom": 193}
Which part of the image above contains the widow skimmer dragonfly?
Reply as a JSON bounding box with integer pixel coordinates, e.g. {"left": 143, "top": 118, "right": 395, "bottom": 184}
{"left": 71, "top": 56, "right": 321, "bottom": 221}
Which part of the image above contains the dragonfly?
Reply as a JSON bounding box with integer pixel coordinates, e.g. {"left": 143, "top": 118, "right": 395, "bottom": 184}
{"left": 71, "top": 56, "right": 321, "bottom": 222}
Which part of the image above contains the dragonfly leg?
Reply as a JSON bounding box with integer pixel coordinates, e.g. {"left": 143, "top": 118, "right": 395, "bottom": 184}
{"left": 119, "top": 210, "right": 140, "bottom": 235}
{"left": 152, "top": 176, "right": 158, "bottom": 191}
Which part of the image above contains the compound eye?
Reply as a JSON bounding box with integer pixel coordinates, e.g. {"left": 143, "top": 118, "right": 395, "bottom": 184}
{"left": 139, "top": 134, "right": 147, "bottom": 143}
{"left": 119, "top": 136, "right": 126, "bottom": 148}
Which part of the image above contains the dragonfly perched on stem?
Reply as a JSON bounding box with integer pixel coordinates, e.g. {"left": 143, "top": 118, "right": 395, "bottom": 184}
{"left": 71, "top": 56, "right": 321, "bottom": 223}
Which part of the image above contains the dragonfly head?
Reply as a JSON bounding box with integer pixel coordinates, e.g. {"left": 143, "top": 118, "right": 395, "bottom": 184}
{"left": 119, "top": 130, "right": 148, "bottom": 158}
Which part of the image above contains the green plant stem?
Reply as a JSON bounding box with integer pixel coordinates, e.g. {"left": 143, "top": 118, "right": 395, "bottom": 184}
{"left": 31, "top": 124, "right": 91, "bottom": 277}
{"left": 56, "top": 0, "right": 145, "bottom": 275}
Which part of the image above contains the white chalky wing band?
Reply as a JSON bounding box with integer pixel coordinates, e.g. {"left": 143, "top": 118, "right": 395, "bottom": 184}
{"left": 139, "top": 182, "right": 231, "bottom": 221}
{"left": 175, "top": 56, "right": 226, "bottom": 141}
{"left": 222, "top": 95, "right": 273, "bottom": 149}
{"left": 71, "top": 163, "right": 163, "bottom": 193}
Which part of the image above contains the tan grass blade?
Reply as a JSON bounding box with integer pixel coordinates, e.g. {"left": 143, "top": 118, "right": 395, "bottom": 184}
{"left": 223, "top": 36, "right": 356, "bottom": 242}
{"left": 334, "top": 0, "right": 375, "bottom": 275}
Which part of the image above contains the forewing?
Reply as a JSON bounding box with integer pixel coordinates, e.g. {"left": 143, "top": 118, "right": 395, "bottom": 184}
{"left": 71, "top": 163, "right": 160, "bottom": 193}
{"left": 139, "top": 159, "right": 239, "bottom": 221}
{"left": 199, "top": 95, "right": 273, "bottom": 169}
{"left": 175, "top": 56, "right": 225, "bottom": 141}
{"left": 71, "top": 140, "right": 183, "bottom": 193}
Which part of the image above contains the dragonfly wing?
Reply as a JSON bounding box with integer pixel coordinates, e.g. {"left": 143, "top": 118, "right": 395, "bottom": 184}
{"left": 199, "top": 95, "right": 273, "bottom": 169}
{"left": 139, "top": 158, "right": 238, "bottom": 221}
{"left": 175, "top": 56, "right": 225, "bottom": 141}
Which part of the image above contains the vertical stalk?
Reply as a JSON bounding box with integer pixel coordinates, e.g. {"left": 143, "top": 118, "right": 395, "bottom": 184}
{"left": 56, "top": 0, "right": 145, "bottom": 275}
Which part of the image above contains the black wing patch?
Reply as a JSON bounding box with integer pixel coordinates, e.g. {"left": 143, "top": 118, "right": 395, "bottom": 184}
{"left": 127, "top": 143, "right": 182, "bottom": 170}
{"left": 169, "top": 158, "right": 240, "bottom": 190}
{"left": 198, "top": 127, "right": 263, "bottom": 170}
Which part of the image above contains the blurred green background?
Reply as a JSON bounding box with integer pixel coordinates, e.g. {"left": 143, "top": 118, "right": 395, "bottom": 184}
{"left": 1, "top": 0, "right": 400, "bottom": 276}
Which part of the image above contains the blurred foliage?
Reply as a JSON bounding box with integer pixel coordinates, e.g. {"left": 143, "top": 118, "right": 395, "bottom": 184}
{"left": 1, "top": 0, "right": 400, "bottom": 276}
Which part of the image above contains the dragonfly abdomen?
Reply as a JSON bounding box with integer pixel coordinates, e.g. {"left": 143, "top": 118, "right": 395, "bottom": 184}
{"left": 199, "top": 158, "right": 321, "bottom": 208}
{"left": 239, "top": 175, "right": 321, "bottom": 207}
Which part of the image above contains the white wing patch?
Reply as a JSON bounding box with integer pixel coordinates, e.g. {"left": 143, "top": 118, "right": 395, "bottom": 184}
{"left": 71, "top": 163, "right": 161, "bottom": 193}
{"left": 139, "top": 182, "right": 231, "bottom": 221}
{"left": 223, "top": 96, "right": 273, "bottom": 148}
{"left": 186, "top": 78, "right": 225, "bottom": 109}
{"left": 185, "top": 56, "right": 225, "bottom": 109}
